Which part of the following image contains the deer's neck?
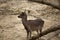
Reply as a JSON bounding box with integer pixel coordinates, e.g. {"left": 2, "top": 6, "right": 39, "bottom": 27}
{"left": 22, "top": 17, "right": 27, "bottom": 25}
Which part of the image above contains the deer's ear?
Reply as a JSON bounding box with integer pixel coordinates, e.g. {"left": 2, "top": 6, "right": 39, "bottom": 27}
{"left": 21, "top": 12, "right": 26, "bottom": 16}
{"left": 22, "top": 12, "right": 25, "bottom": 15}
{"left": 28, "top": 10, "right": 30, "bottom": 13}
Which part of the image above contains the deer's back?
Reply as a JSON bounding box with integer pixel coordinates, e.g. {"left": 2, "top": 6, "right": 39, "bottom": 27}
{"left": 27, "top": 19, "right": 44, "bottom": 26}
{"left": 25, "top": 19, "right": 44, "bottom": 31}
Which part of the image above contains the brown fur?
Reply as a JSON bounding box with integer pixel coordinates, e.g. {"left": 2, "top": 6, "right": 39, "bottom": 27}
{"left": 18, "top": 11, "right": 44, "bottom": 40}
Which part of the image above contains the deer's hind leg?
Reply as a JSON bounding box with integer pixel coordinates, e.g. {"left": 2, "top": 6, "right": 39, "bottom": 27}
{"left": 36, "top": 29, "right": 40, "bottom": 40}
{"left": 39, "top": 26, "right": 43, "bottom": 34}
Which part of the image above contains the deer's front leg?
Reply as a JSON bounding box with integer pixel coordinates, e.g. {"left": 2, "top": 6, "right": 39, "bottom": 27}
{"left": 30, "top": 32, "right": 31, "bottom": 38}
{"left": 27, "top": 31, "right": 29, "bottom": 40}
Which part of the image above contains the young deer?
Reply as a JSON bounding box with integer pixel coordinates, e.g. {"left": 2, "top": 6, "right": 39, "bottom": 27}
{"left": 18, "top": 11, "right": 44, "bottom": 40}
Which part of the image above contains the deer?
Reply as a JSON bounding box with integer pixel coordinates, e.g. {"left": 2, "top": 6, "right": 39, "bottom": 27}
{"left": 18, "top": 10, "right": 44, "bottom": 40}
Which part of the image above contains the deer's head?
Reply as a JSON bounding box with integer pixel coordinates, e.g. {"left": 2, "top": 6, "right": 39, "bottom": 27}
{"left": 18, "top": 12, "right": 27, "bottom": 18}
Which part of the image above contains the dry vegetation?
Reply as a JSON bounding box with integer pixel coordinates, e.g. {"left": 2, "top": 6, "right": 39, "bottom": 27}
{"left": 0, "top": 0, "right": 60, "bottom": 40}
